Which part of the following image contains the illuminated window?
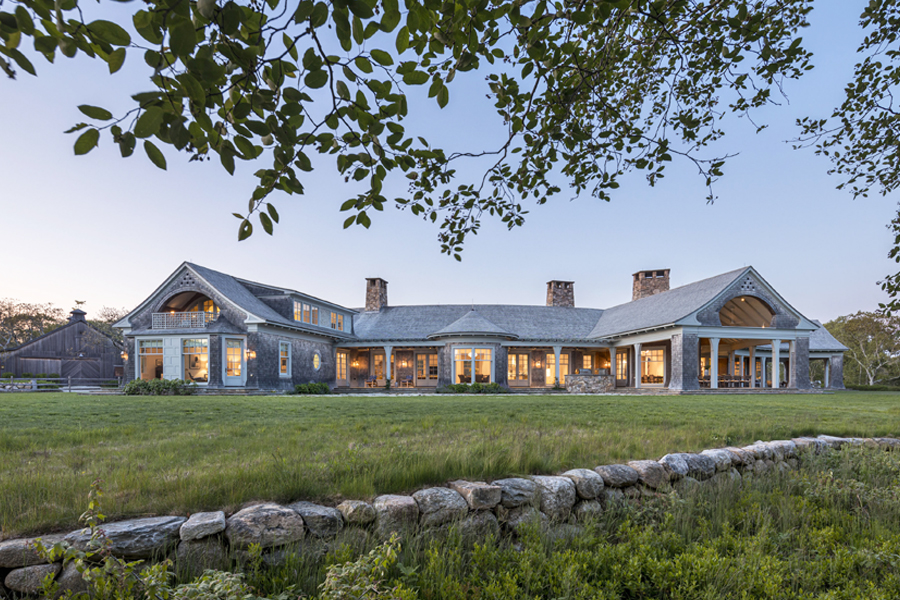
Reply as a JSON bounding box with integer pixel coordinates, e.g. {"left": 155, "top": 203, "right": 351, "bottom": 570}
{"left": 507, "top": 353, "right": 529, "bottom": 382}
{"left": 226, "top": 339, "right": 242, "bottom": 377}
{"left": 616, "top": 352, "right": 628, "bottom": 380}
{"left": 139, "top": 339, "right": 163, "bottom": 381}
{"left": 545, "top": 352, "right": 569, "bottom": 385}
{"left": 310, "top": 306, "right": 318, "bottom": 325}
{"left": 417, "top": 354, "right": 438, "bottom": 382}
{"left": 279, "top": 342, "right": 291, "bottom": 377}
{"left": 331, "top": 312, "right": 344, "bottom": 331}
{"left": 454, "top": 348, "right": 491, "bottom": 384}
{"left": 640, "top": 348, "right": 665, "bottom": 385}
{"left": 313, "top": 352, "right": 321, "bottom": 371}
{"left": 373, "top": 353, "right": 384, "bottom": 379}
{"left": 336, "top": 351, "right": 348, "bottom": 381}
{"left": 583, "top": 355, "right": 593, "bottom": 371}
{"left": 293, "top": 301, "right": 302, "bottom": 322}
{"left": 302, "top": 303, "right": 311, "bottom": 323}
{"left": 182, "top": 339, "right": 209, "bottom": 383}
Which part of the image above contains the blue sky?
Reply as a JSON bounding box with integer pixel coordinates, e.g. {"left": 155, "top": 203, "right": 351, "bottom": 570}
{"left": 1, "top": 0, "right": 895, "bottom": 322}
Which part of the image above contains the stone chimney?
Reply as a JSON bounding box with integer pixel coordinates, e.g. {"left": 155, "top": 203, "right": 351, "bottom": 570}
{"left": 546, "top": 281, "right": 575, "bottom": 307}
{"left": 632, "top": 269, "right": 670, "bottom": 301}
{"left": 68, "top": 309, "right": 87, "bottom": 324}
{"left": 365, "top": 278, "right": 388, "bottom": 312}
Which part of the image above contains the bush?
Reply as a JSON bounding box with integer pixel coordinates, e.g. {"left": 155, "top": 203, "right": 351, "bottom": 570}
{"left": 846, "top": 384, "right": 900, "bottom": 391}
{"left": 1, "top": 372, "right": 13, "bottom": 378}
{"left": 123, "top": 378, "right": 197, "bottom": 396}
{"left": 294, "top": 382, "right": 330, "bottom": 394}
{"left": 48, "top": 372, "right": 60, "bottom": 378}
{"left": 21, "top": 372, "right": 33, "bottom": 378}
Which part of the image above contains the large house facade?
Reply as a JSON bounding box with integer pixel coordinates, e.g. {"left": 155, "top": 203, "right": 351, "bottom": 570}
{"left": 114, "top": 263, "right": 847, "bottom": 392}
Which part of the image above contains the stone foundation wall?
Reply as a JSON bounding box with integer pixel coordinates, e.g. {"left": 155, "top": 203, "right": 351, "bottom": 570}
{"left": 565, "top": 374, "right": 615, "bottom": 393}
{"left": 2, "top": 434, "right": 897, "bottom": 596}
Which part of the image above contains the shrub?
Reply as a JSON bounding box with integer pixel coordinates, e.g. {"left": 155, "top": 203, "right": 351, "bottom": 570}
{"left": 21, "top": 372, "right": 33, "bottom": 378}
{"left": 294, "top": 382, "right": 330, "bottom": 394}
{"left": 48, "top": 373, "right": 60, "bottom": 378}
{"left": 846, "top": 384, "right": 900, "bottom": 391}
{"left": 123, "top": 378, "right": 197, "bottom": 396}
{"left": 1, "top": 372, "right": 13, "bottom": 378}
{"left": 437, "top": 382, "right": 510, "bottom": 394}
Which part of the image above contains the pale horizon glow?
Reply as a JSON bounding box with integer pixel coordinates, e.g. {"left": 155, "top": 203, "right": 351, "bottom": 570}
{"left": 0, "top": 1, "right": 895, "bottom": 324}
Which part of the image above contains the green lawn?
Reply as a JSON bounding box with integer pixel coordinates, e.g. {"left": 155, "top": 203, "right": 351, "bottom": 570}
{"left": 0, "top": 391, "right": 898, "bottom": 538}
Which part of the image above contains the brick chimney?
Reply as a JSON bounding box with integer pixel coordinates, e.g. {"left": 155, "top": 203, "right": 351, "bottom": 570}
{"left": 546, "top": 281, "right": 575, "bottom": 307}
{"left": 365, "top": 278, "right": 388, "bottom": 312}
{"left": 632, "top": 269, "right": 670, "bottom": 301}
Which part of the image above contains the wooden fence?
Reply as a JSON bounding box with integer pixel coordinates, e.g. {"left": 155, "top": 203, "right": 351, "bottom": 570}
{"left": 0, "top": 377, "right": 122, "bottom": 392}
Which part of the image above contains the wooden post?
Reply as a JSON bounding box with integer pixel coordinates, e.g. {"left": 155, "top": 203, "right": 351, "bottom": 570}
{"left": 68, "top": 376, "right": 72, "bottom": 392}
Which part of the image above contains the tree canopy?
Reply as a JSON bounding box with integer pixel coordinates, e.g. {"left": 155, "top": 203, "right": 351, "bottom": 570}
{"left": 0, "top": 0, "right": 814, "bottom": 258}
{"left": 825, "top": 311, "right": 900, "bottom": 387}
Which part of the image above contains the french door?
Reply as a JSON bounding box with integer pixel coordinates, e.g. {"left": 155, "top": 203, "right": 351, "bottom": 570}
{"left": 507, "top": 352, "right": 530, "bottom": 387}
{"left": 224, "top": 338, "right": 245, "bottom": 386}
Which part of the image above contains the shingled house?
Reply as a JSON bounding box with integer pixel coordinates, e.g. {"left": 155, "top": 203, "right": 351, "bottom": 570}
{"left": 114, "top": 263, "right": 847, "bottom": 392}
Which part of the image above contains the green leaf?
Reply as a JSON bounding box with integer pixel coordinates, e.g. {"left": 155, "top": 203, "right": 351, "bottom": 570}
{"left": 437, "top": 86, "right": 449, "bottom": 108}
{"left": 15, "top": 6, "right": 34, "bottom": 36}
{"left": 354, "top": 56, "right": 372, "bottom": 73}
{"left": 143, "top": 140, "right": 167, "bottom": 169}
{"left": 370, "top": 49, "right": 393, "bottom": 66}
{"left": 169, "top": 18, "right": 197, "bottom": 58}
{"left": 7, "top": 49, "right": 35, "bottom": 76}
{"left": 395, "top": 26, "right": 409, "bottom": 53}
{"left": 309, "top": 2, "right": 328, "bottom": 28}
{"left": 259, "top": 212, "right": 274, "bottom": 235}
{"left": 357, "top": 211, "right": 371, "bottom": 228}
{"left": 336, "top": 80, "right": 350, "bottom": 99}
{"left": 88, "top": 20, "right": 131, "bottom": 46}
{"left": 348, "top": 0, "right": 373, "bottom": 18}
{"left": 402, "top": 70, "right": 428, "bottom": 85}
{"left": 238, "top": 219, "right": 253, "bottom": 240}
{"left": 74, "top": 129, "right": 100, "bottom": 155}
{"left": 134, "top": 107, "right": 165, "bottom": 138}
{"left": 293, "top": 0, "right": 314, "bottom": 22}
{"left": 304, "top": 70, "right": 328, "bottom": 89}
{"left": 34, "top": 36, "right": 58, "bottom": 55}
{"left": 78, "top": 105, "right": 113, "bottom": 121}
{"left": 266, "top": 203, "right": 279, "bottom": 223}
{"left": 381, "top": 10, "right": 400, "bottom": 32}
{"left": 107, "top": 48, "right": 126, "bottom": 73}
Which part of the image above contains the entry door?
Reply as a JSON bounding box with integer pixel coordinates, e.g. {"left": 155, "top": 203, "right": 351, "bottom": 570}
{"left": 224, "top": 339, "right": 245, "bottom": 386}
{"left": 615, "top": 351, "right": 629, "bottom": 387}
{"left": 415, "top": 353, "right": 438, "bottom": 387}
{"left": 336, "top": 351, "right": 349, "bottom": 387}
{"left": 508, "top": 353, "right": 530, "bottom": 387}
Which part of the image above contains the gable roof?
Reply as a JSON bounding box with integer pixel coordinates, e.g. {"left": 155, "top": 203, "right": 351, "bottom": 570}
{"left": 808, "top": 320, "right": 849, "bottom": 352}
{"left": 428, "top": 309, "right": 516, "bottom": 339}
{"left": 353, "top": 304, "right": 603, "bottom": 342}
{"left": 587, "top": 268, "right": 747, "bottom": 338}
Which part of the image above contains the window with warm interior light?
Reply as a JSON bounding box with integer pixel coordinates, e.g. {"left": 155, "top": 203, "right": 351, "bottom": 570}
{"left": 507, "top": 352, "right": 529, "bottom": 383}
{"left": 336, "top": 351, "right": 348, "bottom": 381}
{"left": 616, "top": 352, "right": 628, "bottom": 381}
{"left": 310, "top": 306, "right": 318, "bottom": 325}
{"left": 373, "top": 353, "right": 384, "bottom": 379}
{"left": 416, "top": 353, "right": 438, "bottom": 384}
{"left": 226, "top": 339, "right": 242, "bottom": 377}
{"left": 293, "top": 301, "right": 302, "bottom": 322}
{"left": 139, "top": 339, "right": 163, "bottom": 380}
{"left": 279, "top": 342, "right": 291, "bottom": 377}
{"left": 545, "top": 352, "right": 569, "bottom": 385}
{"left": 182, "top": 339, "right": 208, "bottom": 383}
{"left": 583, "top": 355, "right": 593, "bottom": 371}
{"left": 640, "top": 348, "right": 665, "bottom": 385}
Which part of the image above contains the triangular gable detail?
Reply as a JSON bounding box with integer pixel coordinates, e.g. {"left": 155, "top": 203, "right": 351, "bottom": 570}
{"left": 677, "top": 267, "right": 817, "bottom": 330}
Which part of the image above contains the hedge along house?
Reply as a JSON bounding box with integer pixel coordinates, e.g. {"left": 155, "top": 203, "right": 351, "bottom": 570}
{"left": 115, "top": 263, "right": 846, "bottom": 392}
{"left": 0, "top": 309, "right": 123, "bottom": 379}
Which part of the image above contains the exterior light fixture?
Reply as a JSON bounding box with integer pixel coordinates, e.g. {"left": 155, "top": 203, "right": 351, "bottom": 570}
{"left": 121, "top": 351, "right": 129, "bottom": 361}
{"left": 245, "top": 349, "right": 257, "bottom": 360}
{"left": 535, "top": 360, "right": 541, "bottom": 368}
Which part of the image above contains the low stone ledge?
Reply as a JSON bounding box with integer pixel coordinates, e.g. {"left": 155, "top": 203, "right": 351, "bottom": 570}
{"left": 532, "top": 476, "right": 576, "bottom": 521}
{"left": 180, "top": 511, "right": 226, "bottom": 542}
{"left": 225, "top": 503, "right": 305, "bottom": 549}
{"left": 412, "top": 488, "right": 468, "bottom": 527}
{"left": 373, "top": 495, "right": 419, "bottom": 536}
{"left": 564, "top": 374, "right": 615, "bottom": 394}
{"left": 5, "top": 563, "right": 60, "bottom": 594}
{"left": 594, "top": 464, "right": 640, "bottom": 488}
{"left": 65, "top": 516, "right": 186, "bottom": 559}
{"left": 562, "top": 468, "right": 605, "bottom": 499}
{"left": 288, "top": 502, "right": 344, "bottom": 538}
{"left": 627, "top": 460, "right": 668, "bottom": 489}
{"left": 492, "top": 478, "right": 538, "bottom": 508}
{"left": 337, "top": 500, "right": 376, "bottom": 525}
{"left": 448, "top": 480, "right": 502, "bottom": 510}
{"left": 0, "top": 534, "right": 64, "bottom": 568}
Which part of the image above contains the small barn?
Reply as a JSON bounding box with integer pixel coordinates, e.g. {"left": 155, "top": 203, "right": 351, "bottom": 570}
{"left": 0, "top": 309, "right": 123, "bottom": 379}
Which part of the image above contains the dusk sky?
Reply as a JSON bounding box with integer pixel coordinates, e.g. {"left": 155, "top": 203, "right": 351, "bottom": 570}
{"left": 1, "top": 0, "right": 895, "bottom": 323}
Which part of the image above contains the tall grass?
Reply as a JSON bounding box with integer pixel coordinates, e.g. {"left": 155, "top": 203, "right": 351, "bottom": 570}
{"left": 0, "top": 391, "right": 898, "bottom": 537}
{"left": 245, "top": 447, "right": 900, "bottom": 599}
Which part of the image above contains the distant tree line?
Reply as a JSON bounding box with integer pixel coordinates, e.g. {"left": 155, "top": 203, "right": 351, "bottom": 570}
{"left": 823, "top": 311, "right": 900, "bottom": 387}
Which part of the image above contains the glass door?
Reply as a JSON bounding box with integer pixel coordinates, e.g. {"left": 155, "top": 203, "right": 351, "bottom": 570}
{"left": 224, "top": 338, "right": 244, "bottom": 386}
{"left": 415, "top": 353, "right": 438, "bottom": 387}
{"left": 507, "top": 352, "right": 530, "bottom": 387}
{"left": 336, "top": 351, "right": 349, "bottom": 387}
{"left": 615, "top": 351, "right": 629, "bottom": 387}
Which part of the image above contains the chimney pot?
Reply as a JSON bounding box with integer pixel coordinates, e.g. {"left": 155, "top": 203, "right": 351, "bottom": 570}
{"left": 365, "top": 278, "right": 388, "bottom": 312}
{"left": 546, "top": 280, "right": 575, "bottom": 307}
{"left": 632, "top": 269, "right": 670, "bottom": 301}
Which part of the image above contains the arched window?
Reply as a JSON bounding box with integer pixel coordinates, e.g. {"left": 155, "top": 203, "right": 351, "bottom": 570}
{"left": 718, "top": 296, "right": 775, "bottom": 327}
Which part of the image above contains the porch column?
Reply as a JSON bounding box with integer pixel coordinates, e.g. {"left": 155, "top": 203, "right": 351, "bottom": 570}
{"left": 771, "top": 339, "right": 781, "bottom": 388}
{"left": 709, "top": 338, "right": 719, "bottom": 389}
{"left": 553, "top": 345, "right": 561, "bottom": 386}
{"left": 727, "top": 350, "right": 735, "bottom": 375}
{"left": 788, "top": 341, "right": 795, "bottom": 388}
{"left": 383, "top": 345, "right": 393, "bottom": 383}
{"left": 760, "top": 356, "right": 768, "bottom": 388}
{"left": 825, "top": 358, "right": 831, "bottom": 388}
{"left": 633, "top": 342, "right": 642, "bottom": 388}
{"left": 749, "top": 346, "right": 756, "bottom": 388}
{"left": 610, "top": 347, "right": 617, "bottom": 380}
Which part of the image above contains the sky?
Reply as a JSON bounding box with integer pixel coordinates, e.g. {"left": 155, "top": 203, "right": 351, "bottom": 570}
{"left": 1, "top": 1, "right": 896, "bottom": 322}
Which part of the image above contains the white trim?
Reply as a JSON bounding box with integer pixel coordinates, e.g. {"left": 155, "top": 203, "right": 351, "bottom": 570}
{"left": 279, "top": 341, "right": 292, "bottom": 378}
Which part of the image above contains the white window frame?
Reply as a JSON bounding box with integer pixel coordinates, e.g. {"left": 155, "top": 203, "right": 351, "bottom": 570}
{"left": 279, "top": 341, "right": 292, "bottom": 378}
{"left": 452, "top": 347, "right": 493, "bottom": 384}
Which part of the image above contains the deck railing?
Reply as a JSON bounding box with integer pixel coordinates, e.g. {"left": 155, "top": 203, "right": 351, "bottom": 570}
{"left": 152, "top": 312, "right": 217, "bottom": 329}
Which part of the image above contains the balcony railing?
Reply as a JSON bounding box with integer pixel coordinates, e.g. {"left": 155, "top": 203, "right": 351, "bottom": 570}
{"left": 152, "top": 312, "right": 217, "bottom": 329}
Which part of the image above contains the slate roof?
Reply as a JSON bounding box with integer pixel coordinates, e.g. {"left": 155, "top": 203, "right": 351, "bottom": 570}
{"left": 428, "top": 309, "right": 515, "bottom": 339}
{"left": 353, "top": 305, "right": 604, "bottom": 342}
{"left": 587, "top": 268, "right": 747, "bottom": 338}
{"left": 808, "top": 320, "right": 849, "bottom": 352}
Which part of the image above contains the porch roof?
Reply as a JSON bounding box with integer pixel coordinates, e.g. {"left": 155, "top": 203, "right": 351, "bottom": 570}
{"left": 428, "top": 309, "right": 516, "bottom": 339}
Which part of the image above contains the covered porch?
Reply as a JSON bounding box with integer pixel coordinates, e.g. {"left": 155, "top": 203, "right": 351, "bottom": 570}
{"left": 336, "top": 344, "right": 441, "bottom": 389}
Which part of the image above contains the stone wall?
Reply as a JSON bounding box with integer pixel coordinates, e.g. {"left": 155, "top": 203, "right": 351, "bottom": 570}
{"left": 3, "top": 434, "right": 896, "bottom": 596}
{"left": 565, "top": 374, "right": 615, "bottom": 393}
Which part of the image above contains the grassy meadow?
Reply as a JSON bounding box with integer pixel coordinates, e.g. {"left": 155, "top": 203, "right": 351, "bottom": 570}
{"left": 1, "top": 391, "right": 898, "bottom": 538}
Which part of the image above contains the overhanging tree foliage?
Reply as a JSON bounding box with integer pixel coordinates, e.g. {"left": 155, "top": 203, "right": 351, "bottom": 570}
{"left": 826, "top": 311, "right": 900, "bottom": 386}
{"left": 1, "top": 0, "right": 813, "bottom": 257}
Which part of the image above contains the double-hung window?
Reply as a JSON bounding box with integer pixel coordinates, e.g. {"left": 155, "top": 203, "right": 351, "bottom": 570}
{"left": 279, "top": 342, "right": 291, "bottom": 377}
{"left": 453, "top": 348, "right": 492, "bottom": 384}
